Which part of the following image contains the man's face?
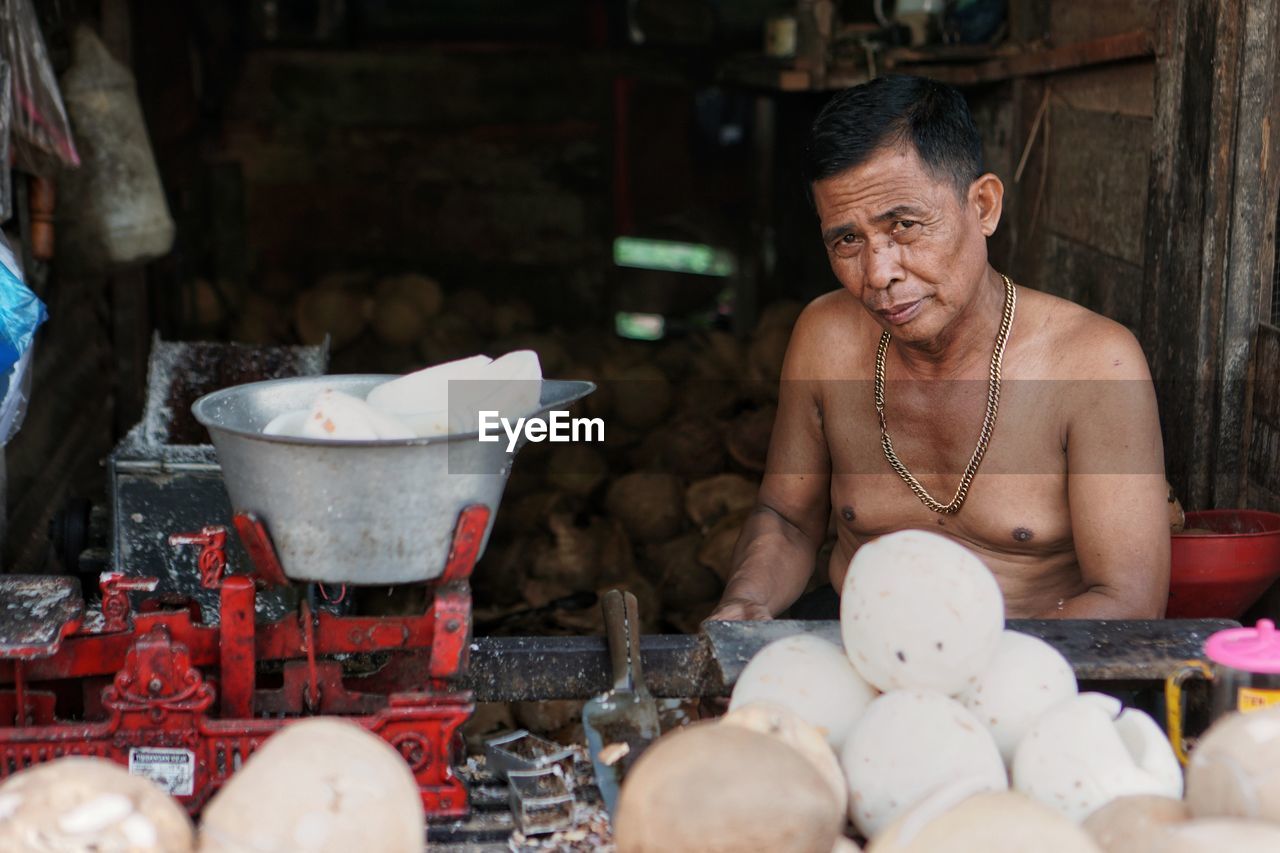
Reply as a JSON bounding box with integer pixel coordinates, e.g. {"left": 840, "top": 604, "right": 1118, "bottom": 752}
{"left": 812, "top": 144, "right": 995, "bottom": 345}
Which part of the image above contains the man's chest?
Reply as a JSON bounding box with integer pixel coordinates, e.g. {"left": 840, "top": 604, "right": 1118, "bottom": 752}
{"left": 821, "top": 379, "right": 1074, "bottom": 553}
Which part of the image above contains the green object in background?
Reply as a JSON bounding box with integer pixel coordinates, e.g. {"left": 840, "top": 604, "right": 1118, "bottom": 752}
{"left": 614, "top": 311, "right": 666, "bottom": 341}
{"left": 613, "top": 236, "right": 735, "bottom": 277}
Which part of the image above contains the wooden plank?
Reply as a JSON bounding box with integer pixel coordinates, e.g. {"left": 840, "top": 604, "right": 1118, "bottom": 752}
{"left": 1039, "top": 233, "right": 1145, "bottom": 330}
{"left": 1050, "top": 0, "right": 1158, "bottom": 44}
{"left": 1002, "top": 76, "right": 1053, "bottom": 285}
{"left": 1248, "top": 324, "right": 1280, "bottom": 502}
{"left": 1140, "top": 0, "right": 1246, "bottom": 509}
{"left": 895, "top": 30, "right": 1154, "bottom": 87}
{"left": 1216, "top": 0, "right": 1280, "bottom": 507}
{"left": 1008, "top": 0, "right": 1051, "bottom": 44}
{"left": 1050, "top": 61, "right": 1156, "bottom": 119}
{"left": 1046, "top": 105, "right": 1152, "bottom": 266}
{"left": 702, "top": 619, "right": 1236, "bottom": 685}
{"left": 460, "top": 618, "right": 1240, "bottom": 699}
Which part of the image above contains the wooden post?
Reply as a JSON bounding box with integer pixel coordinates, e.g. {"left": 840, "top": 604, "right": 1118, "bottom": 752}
{"left": 1140, "top": 0, "right": 1245, "bottom": 508}
{"left": 1218, "top": 0, "right": 1280, "bottom": 507}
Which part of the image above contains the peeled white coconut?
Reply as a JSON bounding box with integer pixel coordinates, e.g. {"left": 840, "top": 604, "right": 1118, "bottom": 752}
{"left": 439, "top": 349, "right": 544, "bottom": 437}
{"left": 1156, "top": 818, "right": 1280, "bottom": 851}
{"left": 263, "top": 408, "right": 311, "bottom": 437}
{"left": 366, "top": 354, "right": 494, "bottom": 437}
{"left": 1185, "top": 704, "right": 1280, "bottom": 821}
{"left": 841, "top": 689, "right": 1007, "bottom": 839}
{"left": 1012, "top": 693, "right": 1183, "bottom": 822}
{"left": 867, "top": 784, "right": 1100, "bottom": 853}
{"left": 481, "top": 349, "right": 543, "bottom": 414}
{"left": 840, "top": 530, "right": 1003, "bottom": 695}
{"left": 728, "top": 633, "right": 877, "bottom": 750}
{"left": 614, "top": 721, "right": 844, "bottom": 853}
{"left": 0, "top": 756, "right": 194, "bottom": 852}
{"left": 298, "top": 389, "right": 416, "bottom": 441}
{"left": 721, "top": 701, "right": 848, "bottom": 815}
{"left": 1083, "top": 795, "right": 1189, "bottom": 853}
{"left": 199, "top": 718, "right": 423, "bottom": 853}
{"left": 958, "top": 630, "right": 1078, "bottom": 765}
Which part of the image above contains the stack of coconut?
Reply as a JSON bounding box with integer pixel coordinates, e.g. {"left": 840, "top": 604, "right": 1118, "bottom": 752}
{"left": 613, "top": 529, "right": 1280, "bottom": 852}
{"left": 460, "top": 299, "right": 806, "bottom": 637}
{"left": 0, "top": 719, "right": 425, "bottom": 853}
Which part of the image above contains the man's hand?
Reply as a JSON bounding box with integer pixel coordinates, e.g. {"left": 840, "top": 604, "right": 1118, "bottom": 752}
{"left": 704, "top": 597, "right": 774, "bottom": 623}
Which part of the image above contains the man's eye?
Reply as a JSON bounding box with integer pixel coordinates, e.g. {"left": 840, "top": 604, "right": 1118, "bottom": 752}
{"left": 894, "top": 220, "right": 917, "bottom": 232}
{"left": 838, "top": 234, "right": 860, "bottom": 246}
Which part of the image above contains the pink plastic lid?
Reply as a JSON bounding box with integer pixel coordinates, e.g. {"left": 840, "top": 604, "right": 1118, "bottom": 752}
{"left": 1205, "top": 619, "right": 1280, "bottom": 674}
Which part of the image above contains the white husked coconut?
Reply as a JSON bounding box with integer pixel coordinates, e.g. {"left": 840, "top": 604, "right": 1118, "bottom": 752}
{"left": 299, "top": 389, "right": 416, "bottom": 441}
{"left": 721, "top": 701, "right": 848, "bottom": 815}
{"left": 366, "top": 354, "right": 494, "bottom": 436}
{"left": 867, "top": 784, "right": 1100, "bottom": 853}
{"left": 1013, "top": 693, "right": 1183, "bottom": 822}
{"left": 199, "top": 718, "right": 423, "bottom": 853}
{"left": 959, "top": 630, "right": 1078, "bottom": 765}
{"left": 1185, "top": 704, "right": 1280, "bottom": 821}
{"left": 729, "top": 633, "right": 876, "bottom": 750}
{"left": 840, "top": 530, "right": 1003, "bottom": 695}
{"left": 0, "top": 756, "right": 194, "bottom": 852}
{"left": 614, "top": 722, "right": 844, "bottom": 853}
{"left": 482, "top": 349, "right": 543, "bottom": 413}
{"left": 841, "top": 689, "right": 1007, "bottom": 839}
{"left": 446, "top": 350, "right": 544, "bottom": 435}
{"left": 1083, "top": 795, "right": 1189, "bottom": 853}
{"left": 263, "top": 408, "right": 311, "bottom": 437}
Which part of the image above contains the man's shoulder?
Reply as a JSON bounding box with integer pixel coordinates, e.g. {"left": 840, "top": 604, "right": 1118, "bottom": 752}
{"left": 785, "top": 290, "right": 877, "bottom": 378}
{"left": 1018, "top": 287, "right": 1151, "bottom": 381}
{"left": 797, "top": 288, "right": 862, "bottom": 324}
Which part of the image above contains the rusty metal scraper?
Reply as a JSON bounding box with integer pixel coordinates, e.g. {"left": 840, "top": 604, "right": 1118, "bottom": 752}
{"left": 582, "top": 589, "right": 661, "bottom": 816}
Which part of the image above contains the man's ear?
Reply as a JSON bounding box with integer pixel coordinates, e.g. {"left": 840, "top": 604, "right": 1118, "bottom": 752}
{"left": 969, "top": 173, "right": 1004, "bottom": 237}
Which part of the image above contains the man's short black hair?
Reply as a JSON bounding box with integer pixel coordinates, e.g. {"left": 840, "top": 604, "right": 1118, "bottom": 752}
{"left": 804, "top": 75, "right": 984, "bottom": 194}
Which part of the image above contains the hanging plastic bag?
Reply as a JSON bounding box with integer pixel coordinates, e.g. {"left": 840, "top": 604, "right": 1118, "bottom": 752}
{"left": 0, "top": 231, "right": 45, "bottom": 445}
{"left": 0, "top": 0, "right": 80, "bottom": 175}
{"left": 58, "top": 26, "right": 173, "bottom": 272}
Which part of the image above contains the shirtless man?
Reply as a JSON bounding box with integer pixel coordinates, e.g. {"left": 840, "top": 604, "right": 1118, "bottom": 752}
{"left": 709, "top": 75, "right": 1170, "bottom": 621}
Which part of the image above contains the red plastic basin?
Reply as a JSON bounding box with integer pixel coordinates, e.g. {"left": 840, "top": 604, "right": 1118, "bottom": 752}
{"left": 1168, "top": 510, "right": 1280, "bottom": 619}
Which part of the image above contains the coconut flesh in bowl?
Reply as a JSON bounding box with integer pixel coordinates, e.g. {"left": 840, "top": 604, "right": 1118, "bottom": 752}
{"left": 266, "top": 350, "right": 543, "bottom": 440}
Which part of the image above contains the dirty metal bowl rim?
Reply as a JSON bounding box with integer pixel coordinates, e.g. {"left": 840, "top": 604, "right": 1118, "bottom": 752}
{"left": 191, "top": 374, "right": 597, "bottom": 447}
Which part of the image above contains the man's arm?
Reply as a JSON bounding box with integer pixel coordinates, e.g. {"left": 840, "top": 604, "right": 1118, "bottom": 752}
{"left": 708, "top": 307, "right": 834, "bottom": 621}
{"left": 1037, "top": 325, "right": 1169, "bottom": 618}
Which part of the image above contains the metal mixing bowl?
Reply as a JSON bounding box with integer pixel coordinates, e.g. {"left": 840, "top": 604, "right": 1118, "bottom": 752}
{"left": 192, "top": 375, "right": 594, "bottom": 585}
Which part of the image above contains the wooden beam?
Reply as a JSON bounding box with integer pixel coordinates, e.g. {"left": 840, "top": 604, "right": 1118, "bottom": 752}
{"left": 892, "top": 30, "right": 1154, "bottom": 86}
{"left": 1218, "top": 0, "right": 1280, "bottom": 507}
{"left": 1141, "top": 0, "right": 1246, "bottom": 508}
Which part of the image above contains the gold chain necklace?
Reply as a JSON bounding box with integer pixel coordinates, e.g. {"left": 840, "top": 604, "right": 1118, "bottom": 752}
{"left": 874, "top": 274, "right": 1016, "bottom": 515}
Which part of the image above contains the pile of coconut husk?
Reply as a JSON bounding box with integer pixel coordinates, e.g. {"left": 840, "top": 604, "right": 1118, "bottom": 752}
{"left": 467, "top": 298, "right": 816, "bottom": 638}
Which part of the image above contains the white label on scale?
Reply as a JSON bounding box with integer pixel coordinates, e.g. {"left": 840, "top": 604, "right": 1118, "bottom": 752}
{"left": 128, "top": 747, "right": 195, "bottom": 796}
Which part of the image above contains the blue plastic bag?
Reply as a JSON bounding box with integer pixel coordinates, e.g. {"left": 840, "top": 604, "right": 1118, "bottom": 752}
{"left": 0, "top": 256, "right": 44, "bottom": 375}
{"left": 0, "top": 234, "right": 45, "bottom": 445}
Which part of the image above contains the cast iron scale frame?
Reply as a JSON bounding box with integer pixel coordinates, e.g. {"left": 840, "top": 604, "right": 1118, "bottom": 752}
{"left": 0, "top": 504, "right": 489, "bottom": 818}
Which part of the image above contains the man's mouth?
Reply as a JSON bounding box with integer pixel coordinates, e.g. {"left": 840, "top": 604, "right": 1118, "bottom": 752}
{"left": 877, "top": 299, "right": 924, "bottom": 326}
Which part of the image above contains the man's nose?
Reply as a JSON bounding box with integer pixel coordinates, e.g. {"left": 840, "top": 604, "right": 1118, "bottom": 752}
{"left": 863, "top": 237, "right": 905, "bottom": 291}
